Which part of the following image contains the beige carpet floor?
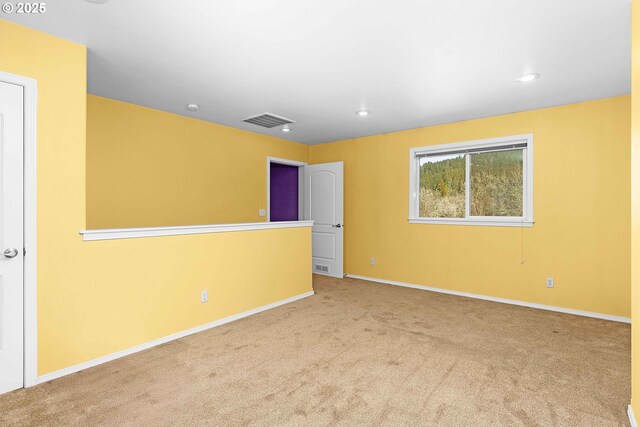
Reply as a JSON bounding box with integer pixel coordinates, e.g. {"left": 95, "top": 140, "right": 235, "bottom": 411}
{"left": 0, "top": 275, "right": 631, "bottom": 426}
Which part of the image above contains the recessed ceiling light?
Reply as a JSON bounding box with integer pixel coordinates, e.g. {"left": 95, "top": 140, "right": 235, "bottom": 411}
{"left": 186, "top": 104, "right": 199, "bottom": 112}
{"left": 282, "top": 126, "right": 291, "bottom": 133}
{"left": 356, "top": 110, "right": 371, "bottom": 117}
{"left": 516, "top": 73, "right": 540, "bottom": 83}
{"left": 84, "top": 0, "right": 109, "bottom": 4}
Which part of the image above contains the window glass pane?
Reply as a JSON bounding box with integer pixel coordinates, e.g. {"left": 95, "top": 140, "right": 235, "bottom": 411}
{"left": 419, "top": 153, "right": 466, "bottom": 218}
{"left": 470, "top": 149, "right": 523, "bottom": 217}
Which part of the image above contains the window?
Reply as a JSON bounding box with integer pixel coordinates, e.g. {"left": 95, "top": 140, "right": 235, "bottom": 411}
{"left": 409, "top": 134, "right": 533, "bottom": 226}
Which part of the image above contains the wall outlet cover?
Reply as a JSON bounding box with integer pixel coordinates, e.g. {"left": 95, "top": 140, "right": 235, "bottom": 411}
{"left": 201, "top": 290, "right": 209, "bottom": 303}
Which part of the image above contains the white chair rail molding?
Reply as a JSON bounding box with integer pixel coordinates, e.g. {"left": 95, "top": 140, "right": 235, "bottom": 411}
{"left": 79, "top": 220, "right": 314, "bottom": 241}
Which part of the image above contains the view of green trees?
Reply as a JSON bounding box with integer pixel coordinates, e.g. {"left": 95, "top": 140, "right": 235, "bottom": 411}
{"left": 419, "top": 154, "right": 466, "bottom": 218}
{"left": 419, "top": 149, "right": 523, "bottom": 218}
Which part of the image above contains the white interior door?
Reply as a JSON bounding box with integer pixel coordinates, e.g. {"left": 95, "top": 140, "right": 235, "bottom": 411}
{"left": 303, "top": 162, "right": 343, "bottom": 278}
{"left": 0, "top": 81, "right": 24, "bottom": 394}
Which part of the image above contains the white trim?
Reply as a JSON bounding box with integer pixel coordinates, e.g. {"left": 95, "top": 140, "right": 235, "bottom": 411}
{"left": 80, "top": 220, "right": 314, "bottom": 241}
{"left": 410, "top": 133, "right": 533, "bottom": 156}
{"left": 0, "top": 71, "right": 38, "bottom": 388}
{"left": 630, "top": 405, "right": 638, "bottom": 427}
{"left": 409, "top": 133, "right": 534, "bottom": 226}
{"left": 409, "top": 151, "right": 419, "bottom": 220}
{"left": 298, "top": 167, "right": 304, "bottom": 220}
{"left": 266, "top": 156, "right": 307, "bottom": 222}
{"left": 464, "top": 153, "right": 471, "bottom": 218}
{"left": 409, "top": 218, "right": 534, "bottom": 227}
{"left": 345, "top": 274, "right": 630, "bottom": 323}
{"left": 266, "top": 156, "right": 307, "bottom": 167}
{"left": 37, "top": 290, "right": 315, "bottom": 384}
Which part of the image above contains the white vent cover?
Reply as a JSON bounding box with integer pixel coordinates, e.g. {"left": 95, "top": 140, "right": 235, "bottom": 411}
{"left": 243, "top": 113, "right": 295, "bottom": 128}
{"left": 314, "top": 264, "right": 329, "bottom": 273}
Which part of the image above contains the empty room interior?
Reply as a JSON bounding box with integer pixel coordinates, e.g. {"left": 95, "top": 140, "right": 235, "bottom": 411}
{"left": 1, "top": 1, "right": 640, "bottom": 426}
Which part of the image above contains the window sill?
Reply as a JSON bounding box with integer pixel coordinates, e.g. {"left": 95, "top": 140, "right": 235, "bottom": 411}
{"left": 408, "top": 218, "right": 534, "bottom": 227}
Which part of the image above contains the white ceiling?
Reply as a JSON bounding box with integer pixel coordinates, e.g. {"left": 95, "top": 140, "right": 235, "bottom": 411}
{"left": 5, "top": 0, "right": 631, "bottom": 145}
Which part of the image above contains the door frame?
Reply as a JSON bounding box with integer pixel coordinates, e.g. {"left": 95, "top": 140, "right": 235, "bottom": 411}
{"left": 266, "top": 156, "right": 307, "bottom": 222}
{"left": 0, "top": 71, "right": 38, "bottom": 388}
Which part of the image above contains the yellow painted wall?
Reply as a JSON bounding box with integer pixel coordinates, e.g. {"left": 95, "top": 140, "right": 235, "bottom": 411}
{"left": 310, "top": 96, "right": 631, "bottom": 318}
{"left": 87, "top": 95, "right": 308, "bottom": 229}
{"left": 0, "top": 19, "right": 312, "bottom": 375}
{"left": 631, "top": 0, "right": 640, "bottom": 418}
{"left": 46, "top": 228, "right": 311, "bottom": 374}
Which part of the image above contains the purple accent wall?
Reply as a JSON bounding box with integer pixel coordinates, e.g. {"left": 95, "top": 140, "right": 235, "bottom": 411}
{"left": 270, "top": 163, "right": 299, "bottom": 221}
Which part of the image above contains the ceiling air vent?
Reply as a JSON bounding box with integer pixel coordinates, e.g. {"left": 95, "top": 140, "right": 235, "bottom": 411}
{"left": 243, "top": 113, "right": 295, "bottom": 129}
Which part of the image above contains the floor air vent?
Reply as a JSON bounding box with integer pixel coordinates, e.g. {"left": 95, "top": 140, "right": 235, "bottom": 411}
{"left": 315, "top": 264, "right": 329, "bottom": 273}
{"left": 243, "top": 113, "right": 295, "bottom": 128}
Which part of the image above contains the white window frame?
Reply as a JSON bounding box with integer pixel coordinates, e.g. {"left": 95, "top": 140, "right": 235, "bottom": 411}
{"left": 409, "top": 133, "right": 534, "bottom": 227}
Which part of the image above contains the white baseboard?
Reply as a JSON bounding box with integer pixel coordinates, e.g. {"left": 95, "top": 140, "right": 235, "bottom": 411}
{"left": 630, "top": 405, "right": 638, "bottom": 427}
{"left": 37, "top": 291, "right": 315, "bottom": 384}
{"left": 346, "top": 274, "right": 630, "bottom": 324}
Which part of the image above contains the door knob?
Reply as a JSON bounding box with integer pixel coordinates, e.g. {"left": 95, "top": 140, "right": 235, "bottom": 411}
{"left": 332, "top": 224, "right": 342, "bottom": 228}
{"left": 3, "top": 248, "right": 18, "bottom": 259}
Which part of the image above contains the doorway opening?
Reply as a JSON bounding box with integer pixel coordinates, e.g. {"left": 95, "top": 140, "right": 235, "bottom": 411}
{"left": 266, "top": 157, "right": 306, "bottom": 222}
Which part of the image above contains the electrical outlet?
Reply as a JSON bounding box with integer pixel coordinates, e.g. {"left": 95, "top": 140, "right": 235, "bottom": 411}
{"left": 201, "top": 290, "right": 209, "bottom": 303}
{"left": 259, "top": 209, "right": 266, "bottom": 217}
{"left": 370, "top": 257, "right": 376, "bottom": 265}
{"left": 546, "top": 277, "right": 554, "bottom": 288}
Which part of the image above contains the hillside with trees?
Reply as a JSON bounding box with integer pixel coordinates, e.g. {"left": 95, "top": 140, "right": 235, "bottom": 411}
{"left": 419, "top": 150, "right": 523, "bottom": 218}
